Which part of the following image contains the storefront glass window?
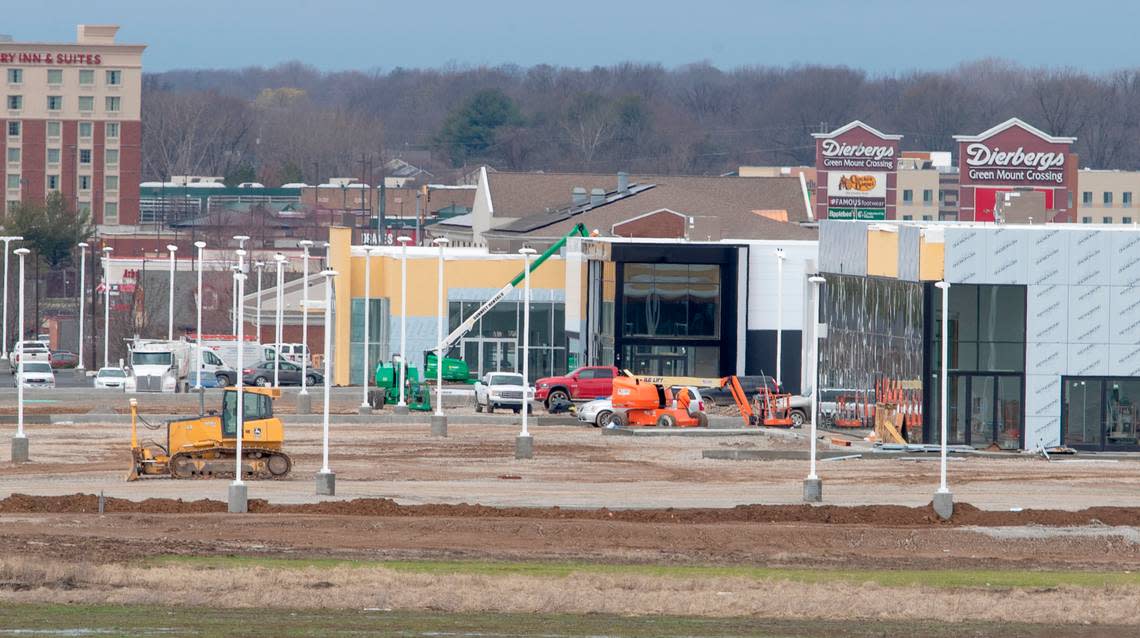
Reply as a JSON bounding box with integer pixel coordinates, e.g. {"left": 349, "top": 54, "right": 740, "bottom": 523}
{"left": 621, "top": 344, "right": 720, "bottom": 377}
{"left": 1064, "top": 377, "right": 1140, "bottom": 450}
{"left": 622, "top": 263, "right": 720, "bottom": 338}
{"left": 349, "top": 298, "right": 387, "bottom": 385}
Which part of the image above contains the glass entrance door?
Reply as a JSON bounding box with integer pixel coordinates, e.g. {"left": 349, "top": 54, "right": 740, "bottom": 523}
{"left": 943, "top": 374, "right": 1022, "bottom": 448}
{"left": 461, "top": 337, "right": 517, "bottom": 378}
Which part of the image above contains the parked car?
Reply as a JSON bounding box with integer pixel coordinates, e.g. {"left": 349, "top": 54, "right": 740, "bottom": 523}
{"left": 534, "top": 366, "right": 619, "bottom": 410}
{"left": 11, "top": 341, "right": 50, "bottom": 372}
{"left": 93, "top": 367, "right": 127, "bottom": 390}
{"left": 17, "top": 361, "right": 55, "bottom": 389}
{"left": 577, "top": 398, "right": 614, "bottom": 427}
{"left": 242, "top": 360, "right": 323, "bottom": 387}
{"left": 474, "top": 372, "right": 534, "bottom": 414}
{"left": 49, "top": 350, "right": 79, "bottom": 369}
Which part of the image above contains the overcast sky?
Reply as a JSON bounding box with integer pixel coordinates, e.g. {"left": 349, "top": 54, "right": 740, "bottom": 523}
{"left": 7, "top": 0, "right": 1138, "bottom": 73}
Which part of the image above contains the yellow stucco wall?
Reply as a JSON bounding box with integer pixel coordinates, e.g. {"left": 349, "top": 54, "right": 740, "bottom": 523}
{"left": 328, "top": 227, "right": 354, "bottom": 386}
{"left": 866, "top": 229, "right": 899, "bottom": 278}
{"left": 919, "top": 236, "right": 945, "bottom": 281}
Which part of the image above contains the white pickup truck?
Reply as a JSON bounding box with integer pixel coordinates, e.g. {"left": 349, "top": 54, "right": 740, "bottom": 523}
{"left": 11, "top": 340, "right": 51, "bottom": 372}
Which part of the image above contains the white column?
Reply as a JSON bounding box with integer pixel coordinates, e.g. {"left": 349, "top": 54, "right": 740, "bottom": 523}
{"left": 0, "top": 236, "right": 19, "bottom": 360}
{"left": 321, "top": 269, "right": 337, "bottom": 473}
{"left": 361, "top": 247, "right": 373, "bottom": 408}
{"left": 255, "top": 261, "right": 264, "bottom": 344}
{"left": 807, "top": 275, "right": 826, "bottom": 481}
{"left": 77, "top": 242, "right": 88, "bottom": 371}
{"left": 397, "top": 236, "right": 411, "bottom": 407}
{"left": 232, "top": 268, "right": 247, "bottom": 485}
{"left": 936, "top": 280, "right": 951, "bottom": 494}
{"left": 166, "top": 244, "right": 178, "bottom": 341}
{"left": 775, "top": 248, "right": 785, "bottom": 389}
{"left": 102, "top": 247, "right": 113, "bottom": 369}
{"left": 232, "top": 235, "right": 249, "bottom": 336}
{"left": 433, "top": 237, "right": 450, "bottom": 415}
{"left": 273, "top": 253, "right": 285, "bottom": 388}
{"left": 299, "top": 240, "right": 313, "bottom": 395}
{"left": 519, "top": 247, "right": 535, "bottom": 437}
{"left": 14, "top": 248, "right": 28, "bottom": 438}
{"left": 194, "top": 241, "right": 206, "bottom": 388}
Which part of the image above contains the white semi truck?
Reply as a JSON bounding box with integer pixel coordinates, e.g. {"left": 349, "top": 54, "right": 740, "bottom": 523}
{"left": 125, "top": 339, "right": 191, "bottom": 393}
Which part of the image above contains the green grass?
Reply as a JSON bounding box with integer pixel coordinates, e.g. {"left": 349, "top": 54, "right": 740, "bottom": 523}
{"left": 146, "top": 555, "right": 1140, "bottom": 589}
{"left": 0, "top": 603, "right": 1121, "bottom": 638}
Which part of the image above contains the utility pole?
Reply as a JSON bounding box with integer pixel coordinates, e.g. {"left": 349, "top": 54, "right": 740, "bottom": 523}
{"left": 378, "top": 154, "right": 387, "bottom": 245}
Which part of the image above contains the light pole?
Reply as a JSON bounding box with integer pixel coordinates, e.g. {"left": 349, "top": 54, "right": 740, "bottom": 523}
{"left": 254, "top": 261, "right": 265, "bottom": 343}
{"left": 273, "top": 253, "right": 285, "bottom": 388}
{"left": 297, "top": 240, "right": 314, "bottom": 414}
{"left": 101, "top": 246, "right": 112, "bottom": 368}
{"left": 431, "top": 237, "right": 449, "bottom": 436}
{"left": 804, "top": 274, "right": 826, "bottom": 503}
{"left": 166, "top": 244, "right": 177, "bottom": 340}
{"left": 516, "top": 247, "right": 536, "bottom": 459}
{"left": 934, "top": 280, "right": 954, "bottom": 520}
{"left": 359, "top": 247, "right": 375, "bottom": 414}
{"left": 11, "top": 247, "right": 30, "bottom": 463}
{"left": 394, "top": 236, "right": 411, "bottom": 413}
{"left": 231, "top": 235, "right": 249, "bottom": 336}
{"left": 0, "top": 236, "right": 23, "bottom": 360}
{"left": 774, "top": 248, "right": 785, "bottom": 390}
{"left": 316, "top": 268, "right": 338, "bottom": 496}
{"left": 77, "top": 242, "right": 88, "bottom": 371}
{"left": 194, "top": 241, "right": 206, "bottom": 390}
{"left": 228, "top": 266, "right": 248, "bottom": 513}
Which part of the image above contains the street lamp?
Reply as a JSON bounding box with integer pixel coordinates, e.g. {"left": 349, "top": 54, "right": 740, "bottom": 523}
{"left": 228, "top": 265, "right": 248, "bottom": 513}
{"left": 316, "top": 268, "right": 338, "bottom": 496}
{"left": 360, "top": 247, "right": 375, "bottom": 413}
{"left": 432, "top": 237, "right": 450, "bottom": 436}
{"left": 0, "top": 236, "right": 24, "bottom": 360}
{"left": 933, "top": 280, "right": 954, "bottom": 520}
{"left": 166, "top": 244, "right": 177, "bottom": 341}
{"left": 193, "top": 241, "right": 206, "bottom": 390}
{"left": 11, "top": 247, "right": 30, "bottom": 463}
{"left": 77, "top": 242, "right": 88, "bottom": 371}
{"left": 516, "top": 247, "right": 536, "bottom": 459}
{"left": 804, "top": 274, "right": 826, "bottom": 503}
{"left": 101, "top": 246, "right": 113, "bottom": 368}
{"left": 774, "top": 248, "right": 785, "bottom": 390}
{"left": 273, "top": 253, "right": 286, "bottom": 388}
{"left": 395, "top": 236, "right": 411, "bottom": 413}
{"left": 254, "top": 261, "right": 265, "bottom": 344}
{"left": 297, "top": 240, "right": 314, "bottom": 414}
{"left": 231, "top": 235, "right": 250, "bottom": 336}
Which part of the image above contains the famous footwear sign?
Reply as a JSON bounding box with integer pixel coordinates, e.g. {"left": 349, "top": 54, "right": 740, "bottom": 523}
{"left": 814, "top": 121, "right": 901, "bottom": 221}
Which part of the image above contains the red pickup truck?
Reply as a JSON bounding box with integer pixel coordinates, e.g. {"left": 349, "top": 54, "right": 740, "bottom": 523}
{"left": 534, "top": 366, "right": 619, "bottom": 409}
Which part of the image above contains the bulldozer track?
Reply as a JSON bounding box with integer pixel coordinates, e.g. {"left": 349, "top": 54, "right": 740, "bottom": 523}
{"left": 169, "top": 447, "right": 293, "bottom": 480}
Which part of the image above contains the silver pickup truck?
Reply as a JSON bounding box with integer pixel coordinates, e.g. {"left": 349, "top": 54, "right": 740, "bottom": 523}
{"left": 11, "top": 340, "right": 51, "bottom": 372}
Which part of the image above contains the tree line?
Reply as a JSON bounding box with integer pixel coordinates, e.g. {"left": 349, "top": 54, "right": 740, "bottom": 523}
{"left": 142, "top": 59, "right": 1140, "bottom": 184}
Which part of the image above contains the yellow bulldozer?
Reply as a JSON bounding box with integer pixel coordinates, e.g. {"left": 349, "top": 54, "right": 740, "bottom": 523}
{"left": 128, "top": 386, "right": 293, "bottom": 481}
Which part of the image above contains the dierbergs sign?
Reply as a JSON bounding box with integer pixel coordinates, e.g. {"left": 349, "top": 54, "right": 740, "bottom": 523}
{"left": 814, "top": 121, "right": 902, "bottom": 221}
{"left": 819, "top": 140, "right": 896, "bottom": 170}
{"left": 963, "top": 143, "right": 1066, "bottom": 185}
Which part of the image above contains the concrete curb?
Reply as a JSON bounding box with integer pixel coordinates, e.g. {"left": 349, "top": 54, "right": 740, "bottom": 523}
{"left": 702, "top": 449, "right": 863, "bottom": 461}
{"left": 50, "top": 413, "right": 584, "bottom": 427}
{"left": 602, "top": 427, "right": 766, "bottom": 437}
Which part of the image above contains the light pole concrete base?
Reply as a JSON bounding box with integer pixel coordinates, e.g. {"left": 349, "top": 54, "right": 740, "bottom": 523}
{"left": 933, "top": 491, "right": 954, "bottom": 521}
{"left": 515, "top": 434, "right": 534, "bottom": 459}
{"left": 10, "top": 435, "right": 28, "bottom": 464}
{"left": 358, "top": 404, "right": 372, "bottom": 415}
{"left": 228, "top": 483, "right": 248, "bottom": 513}
{"left": 394, "top": 404, "right": 410, "bottom": 415}
{"left": 316, "top": 471, "right": 336, "bottom": 496}
{"left": 431, "top": 415, "right": 448, "bottom": 437}
{"left": 296, "top": 392, "right": 312, "bottom": 415}
{"left": 803, "top": 478, "right": 822, "bottom": 503}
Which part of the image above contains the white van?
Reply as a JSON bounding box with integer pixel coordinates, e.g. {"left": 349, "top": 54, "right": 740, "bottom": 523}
{"left": 265, "top": 343, "right": 310, "bottom": 366}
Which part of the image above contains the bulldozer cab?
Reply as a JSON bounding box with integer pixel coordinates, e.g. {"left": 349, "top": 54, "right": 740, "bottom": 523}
{"left": 221, "top": 390, "right": 275, "bottom": 437}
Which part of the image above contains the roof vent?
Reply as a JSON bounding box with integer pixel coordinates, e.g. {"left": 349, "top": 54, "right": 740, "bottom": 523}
{"left": 571, "top": 187, "right": 587, "bottom": 206}
{"left": 617, "top": 171, "right": 629, "bottom": 194}
{"left": 589, "top": 188, "right": 605, "bottom": 207}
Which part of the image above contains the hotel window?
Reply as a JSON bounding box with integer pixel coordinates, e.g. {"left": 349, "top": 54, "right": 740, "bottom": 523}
{"left": 6, "top": 95, "right": 20, "bottom": 110}
{"left": 7, "top": 121, "right": 19, "bottom": 137}
{"left": 1083, "top": 191, "right": 1093, "bottom": 205}
{"left": 902, "top": 215, "right": 913, "bottom": 221}
{"left": 46, "top": 69, "right": 62, "bottom": 85}
{"left": 105, "top": 149, "right": 118, "bottom": 165}
{"left": 6, "top": 148, "right": 18, "bottom": 163}
{"left": 79, "top": 175, "right": 91, "bottom": 191}
{"left": 105, "top": 122, "right": 119, "bottom": 139}
{"left": 78, "top": 122, "right": 92, "bottom": 138}
{"left": 6, "top": 69, "right": 21, "bottom": 84}
{"left": 1105, "top": 192, "right": 1114, "bottom": 205}
{"left": 78, "top": 69, "right": 94, "bottom": 85}
{"left": 105, "top": 175, "right": 119, "bottom": 191}
{"left": 79, "top": 149, "right": 91, "bottom": 165}
{"left": 46, "top": 148, "right": 60, "bottom": 164}
{"left": 105, "top": 96, "right": 120, "bottom": 113}
{"left": 78, "top": 96, "right": 93, "bottom": 112}
{"left": 47, "top": 175, "right": 59, "bottom": 191}
{"left": 1104, "top": 216, "right": 1113, "bottom": 224}
{"left": 46, "top": 121, "right": 60, "bottom": 138}
{"left": 1082, "top": 216, "right": 1092, "bottom": 224}
{"left": 923, "top": 189, "right": 933, "bottom": 205}
{"left": 103, "top": 202, "right": 118, "bottom": 225}
{"left": 922, "top": 215, "right": 934, "bottom": 221}
{"left": 78, "top": 203, "right": 90, "bottom": 217}
{"left": 902, "top": 189, "right": 913, "bottom": 203}
{"left": 1125, "top": 192, "right": 1133, "bottom": 206}
{"left": 46, "top": 95, "right": 62, "bottom": 111}
{"left": 1125, "top": 217, "right": 1134, "bottom": 224}
{"left": 6, "top": 175, "right": 19, "bottom": 190}
{"left": 105, "top": 70, "right": 122, "bottom": 86}
{"left": 6, "top": 201, "right": 17, "bottom": 213}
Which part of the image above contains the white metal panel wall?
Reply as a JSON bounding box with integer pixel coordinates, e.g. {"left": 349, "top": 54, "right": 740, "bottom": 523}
{"left": 746, "top": 240, "right": 817, "bottom": 331}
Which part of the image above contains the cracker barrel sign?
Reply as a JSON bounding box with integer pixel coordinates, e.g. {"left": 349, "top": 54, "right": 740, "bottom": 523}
{"left": 814, "top": 121, "right": 901, "bottom": 221}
